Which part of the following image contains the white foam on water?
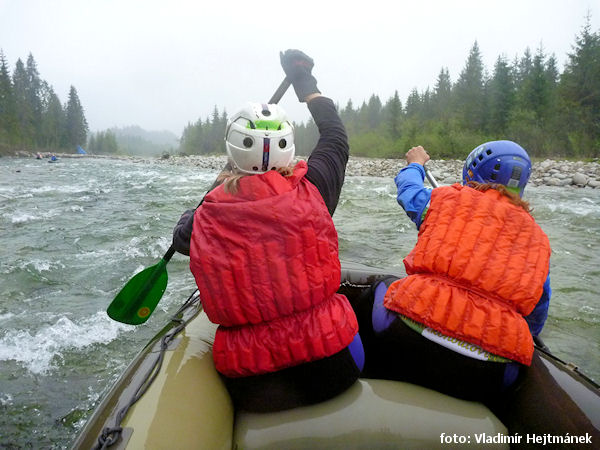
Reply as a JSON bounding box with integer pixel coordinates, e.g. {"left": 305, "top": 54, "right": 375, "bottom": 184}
{"left": 6, "top": 212, "right": 38, "bottom": 224}
{"left": 0, "top": 312, "right": 15, "bottom": 322}
{"left": 4, "top": 207, "right": 64, "bottom": 224}
{"left": 0, "top": 311, "right": 133, "bottom": 375}
{"left": 26, "top": 259, "right": 65, "bottom": 274}
{"left": 74, "top": 248, "right": 115, "bottom": 260}
{"left": 117, "top": 169, "right": 162, "bottom": 180}
{"left": 28, "top": 185, "right": 92, "bottom": 195}
{"left": 0, "top": 393, "right": 13, "bottom": 406}
{"left": 544, "top": 196, "right": 600, "bottom": 217}
{"left": 0, "top": 186, "right": 15, "bottom": 194}
{"left": 1, "top": 258, "right": 66, "bottom": 276}
{"left": 124, "top": 237, "right": 146, "bottom": 258}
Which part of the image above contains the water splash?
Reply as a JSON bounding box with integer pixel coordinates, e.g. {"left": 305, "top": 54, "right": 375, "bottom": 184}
{"left": 0, "top": 311, "right": 133, "bottom": 375}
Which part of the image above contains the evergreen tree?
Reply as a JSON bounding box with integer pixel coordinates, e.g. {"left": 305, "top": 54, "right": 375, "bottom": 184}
{"left": 25, "top": 53, "right": 43, "bottom": 145}
{"left": 405, "top": 88, "right": 422, "bottom": 117}
{"left": 103, "top": 130, "right": 118, "bottom": 154}
{"left": 543, "top": 53, "right": 560, "bottom": 124}
{"left": 12, "top": 58, "right": 34, "bottom": 145}
{"left": 519, "top": 45, "right": 552, "bottom": 121}
{"left": 180, "top": 119, "right": 204, "bottom": 155}
{"left": 340, "top": 99, "right": 357, "bottom": 135}
{"left": 64, "top": 86, "right": 88, "bottom": 150}
{"left": 0, "top": 50, "right": 17, "bottom": 147}
{"left": 88, "top": 130, "right": 118, "bottom": 154}
{"left": 515, "top": 48, "right": 533, "bottom": 88}
{"left": 366, "top": 94, "right": 382, "bottom": 129}
{"left": 433, "top": 67, "right": 452, "bottom": 118}
{"left": 560, "top": 15, "right": 600, "bottom": 155}
{"left": 454, "top": 41, "right": 487, "bottom": 130}
{"left": 293, "top": 118, "right": 319, "bottom": 156}
{"left": 384, "top": 90, "right": 403, "bottom": 139}
{"left": 488, "top": 55, "right": 515, "bottom": 132}
{"left": 88, "top": 133, "right": 96, "bottom": 154}
{"left": 421, "top": 88, "right": 434, "bottom": 120}
{"left": 40, "top": 82, "right": 65, "bottom": 149}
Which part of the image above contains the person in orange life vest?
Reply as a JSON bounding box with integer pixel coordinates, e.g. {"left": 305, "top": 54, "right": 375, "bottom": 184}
{"left": 367, "top": 142, "right": 551, "bottom": 401}
{"left": 171, "top": 49, "right": 364, "bottom": 412}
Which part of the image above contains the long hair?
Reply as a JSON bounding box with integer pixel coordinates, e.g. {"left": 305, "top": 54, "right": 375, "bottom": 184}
{"left": 217, "top": 166, "right": 295, "bottom": 195}
{"left": 466, "top": 181, "right": 531, "bottom": 213}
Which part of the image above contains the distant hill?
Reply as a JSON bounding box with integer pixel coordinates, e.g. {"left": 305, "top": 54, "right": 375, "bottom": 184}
{"left": 111, "top": 126, "right": 179, "bottom": 156}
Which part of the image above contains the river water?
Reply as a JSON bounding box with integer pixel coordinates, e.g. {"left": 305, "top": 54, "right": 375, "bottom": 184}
{"left": 1, "top": 156, "right": 599, "bottom": 448}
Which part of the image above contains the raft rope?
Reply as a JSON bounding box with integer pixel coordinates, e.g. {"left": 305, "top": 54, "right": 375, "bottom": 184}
{"left": 95, "top": 289, "right": 202, "bottom": 449}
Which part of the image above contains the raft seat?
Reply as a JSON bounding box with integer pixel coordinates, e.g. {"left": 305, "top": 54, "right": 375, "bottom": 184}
{"left": 234, "top": 377, "right": 508, "bottom": 449}
{"left": 114, "top": 311, "right": 507, "bottom": 449}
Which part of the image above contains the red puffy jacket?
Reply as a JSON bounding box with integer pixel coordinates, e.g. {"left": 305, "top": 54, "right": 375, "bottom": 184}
{"left": 190, "top": 161, "right": 358, "bottom": 377}
{"left": 385, "top": 184, "right": 551, "bottom": 365}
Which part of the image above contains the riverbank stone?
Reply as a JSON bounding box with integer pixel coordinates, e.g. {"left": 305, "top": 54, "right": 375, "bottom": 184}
{"left": 13, "top": 151, "right": 600, "bottom": 188}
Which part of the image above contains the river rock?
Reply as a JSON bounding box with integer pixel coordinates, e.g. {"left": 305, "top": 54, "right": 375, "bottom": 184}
{"left": 572, "top": 172, "right": 588, "bottom": 186}
{"left": 588, "top": 179, "right": 600, "bottom": 188}
{"left": 14, "top": 151, "right": 600, "bottom": 189}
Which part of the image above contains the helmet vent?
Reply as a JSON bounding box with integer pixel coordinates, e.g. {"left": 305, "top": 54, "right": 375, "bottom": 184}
{"left": 478, "top": 154, "right": 484, "bottom": 161}
{"left": 511, "top": 166, "right": 523, "bottom": 180}
{"left": 494, "top": 163, "right": 501, "bottom": 170}
{"left": 486, "top": 149, "right": 492, "bottom": 155}
{"left": 279, "top": 139, "right": 287, "bottom": 149}
{"left": 243, "top": 137, "right": 253, "bottom": 148}
{"left": 491, "top": 173, "right": 497, "bottom": 181}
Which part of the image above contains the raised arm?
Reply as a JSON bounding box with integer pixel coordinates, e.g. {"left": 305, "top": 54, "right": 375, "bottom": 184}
{"left": 279, "top": 49, "right": 349, "bottom": 216}
{"left": 395, "top": 146, "right": 433, "bottom": 229}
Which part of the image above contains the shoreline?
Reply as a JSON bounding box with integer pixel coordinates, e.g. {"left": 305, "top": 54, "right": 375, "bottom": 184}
{"left": 7, "top": 151, "right": 600, "bottom": 188}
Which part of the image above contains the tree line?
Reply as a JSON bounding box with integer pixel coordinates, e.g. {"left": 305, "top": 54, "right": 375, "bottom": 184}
{"left": 0, "top": 51, "right": 88, "bottom": 155}
{"left": 178, "top": 105, "right": 320, "bottom": 157}
{"left": 180, "top": 17, "right": 599, "bottom": 160}
{"left": 2, "top": 17, "right": 597, "bottom": 160}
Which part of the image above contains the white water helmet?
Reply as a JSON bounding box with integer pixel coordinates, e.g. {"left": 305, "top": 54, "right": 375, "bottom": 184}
{"left": 463, "top": 140, "right": 532, "bottom": 197}
{"left": 225, "top": 102, "right": 295, "bottom": 174}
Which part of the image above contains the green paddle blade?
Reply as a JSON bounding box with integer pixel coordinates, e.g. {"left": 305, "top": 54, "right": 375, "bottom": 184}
{"left": 107, "top": 259, "right": 169, "bottom": 325}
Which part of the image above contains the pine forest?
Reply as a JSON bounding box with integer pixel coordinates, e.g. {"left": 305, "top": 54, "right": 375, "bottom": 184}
{"left": 1, "top": 18, "right": 599, "bottom": 159}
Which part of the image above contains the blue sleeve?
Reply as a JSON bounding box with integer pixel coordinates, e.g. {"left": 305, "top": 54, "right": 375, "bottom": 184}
{"left": 395, "top": 163, "right": 432, "bottom": 229}
{"left": 524, "top": 271, "right": 551, "bottom": 337}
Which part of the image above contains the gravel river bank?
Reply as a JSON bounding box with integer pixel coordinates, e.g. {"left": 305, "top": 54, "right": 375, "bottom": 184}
{"left": 21, "top": 152, "right": 600, "bottom": 189}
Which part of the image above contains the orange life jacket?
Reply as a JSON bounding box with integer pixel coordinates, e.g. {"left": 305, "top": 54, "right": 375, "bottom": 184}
{"left": 384, "top": 184, "right": 551, "bottom": 365}
{"left": 189, "top": 161, "right": 358, "bottom": 377}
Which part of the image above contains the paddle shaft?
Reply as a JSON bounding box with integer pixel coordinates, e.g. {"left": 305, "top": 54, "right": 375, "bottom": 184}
{"left": 424, "top": 166, "right": 439, "bottom": 188}
{"left": 269, "top": 78, "right": 291, "bottom": 104}
{"left": 161, "top": 77, "right": 292, "bottom": 264}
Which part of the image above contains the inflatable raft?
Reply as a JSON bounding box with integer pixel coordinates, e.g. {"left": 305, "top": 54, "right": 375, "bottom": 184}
{"left": 73, "top": 262, "right": 600, "bottom": 449}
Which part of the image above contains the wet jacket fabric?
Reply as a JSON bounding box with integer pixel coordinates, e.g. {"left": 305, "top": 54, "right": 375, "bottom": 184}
{"left": 189, "top": 160, "right": 358, "bottom": 377}
{"left": 385, "top": 184, "right": 551, "bottom": 365}
{"left": 394, "top": 163, "right": 551, "bottom": 336}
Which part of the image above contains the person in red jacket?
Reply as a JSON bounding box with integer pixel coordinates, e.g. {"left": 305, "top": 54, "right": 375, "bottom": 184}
{"left": 172, "top": 50, "right": 363, "bottom": 412}
{"left": 366, "top": 142, "right": 551, "bottom": 402}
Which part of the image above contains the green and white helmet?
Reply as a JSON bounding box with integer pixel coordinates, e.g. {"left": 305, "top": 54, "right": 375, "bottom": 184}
{"left": 225, "top": 102, "right": 295, "bottom": 174}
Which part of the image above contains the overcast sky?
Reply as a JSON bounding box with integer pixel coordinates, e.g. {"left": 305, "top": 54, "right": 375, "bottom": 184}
{"left": 1, "top": 0, "right": 599, "bottom": 136}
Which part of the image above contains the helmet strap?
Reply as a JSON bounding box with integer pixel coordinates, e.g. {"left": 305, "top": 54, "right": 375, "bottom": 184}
{"left": 261, "top": 138, "right": 271, "bottom": 172}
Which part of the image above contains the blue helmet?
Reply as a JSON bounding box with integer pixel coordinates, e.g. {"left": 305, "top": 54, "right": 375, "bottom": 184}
{"left": 462, "top": 140, "right": 532, "bottom": 197}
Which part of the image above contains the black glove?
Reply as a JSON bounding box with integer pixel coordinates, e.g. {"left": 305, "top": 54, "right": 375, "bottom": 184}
{"left": 280, "top": 49, "right": 320, "bottom": 102}
{"left": 172, "top": 209, "right": 194, "bottom": 256}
